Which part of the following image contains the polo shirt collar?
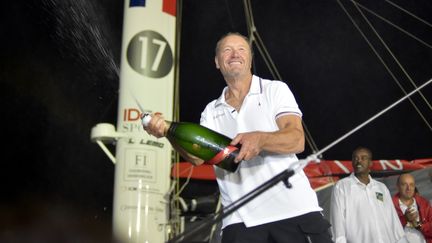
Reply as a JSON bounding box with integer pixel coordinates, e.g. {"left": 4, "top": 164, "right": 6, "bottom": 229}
{"left": 249, "top": 75, "right": 263, "bottom": 95}
{"left": 214, "top": 75, "right": 262, "bottom": 108}
{"left": 350, "top": 173, "right": 374, "bottom": 187}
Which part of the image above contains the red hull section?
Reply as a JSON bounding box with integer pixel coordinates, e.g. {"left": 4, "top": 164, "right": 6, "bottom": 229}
{"left": 172, "top": 158, "right": 432, "bottom": 189}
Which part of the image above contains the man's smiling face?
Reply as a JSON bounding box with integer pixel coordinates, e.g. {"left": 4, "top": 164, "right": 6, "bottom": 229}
{"left": 352, "top": 148, "right": 372, "bottom": 175}
{"left": 215, "top": 34, "right": 252, "bottom": 79}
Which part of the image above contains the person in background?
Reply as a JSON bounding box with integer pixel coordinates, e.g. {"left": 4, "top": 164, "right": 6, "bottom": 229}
{"left": 330, "top": 146, "right": 407, "bottom": 243}
{"left": 144, "top": 32, "right": 333, "bottom": 243}
{"left": 429, "top": 169, "right": 432, "bottom": 184}
{"left": 392, "top": 173, "right": 432, "bottom": 243}
{"left": 429, "top": 169, "right": 432, "bottom": 205}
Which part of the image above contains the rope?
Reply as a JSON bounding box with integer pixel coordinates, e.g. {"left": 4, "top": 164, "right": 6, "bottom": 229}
{"left": 353, "top": 1, "right": 432, "bottom": 49}
{"left": 242, "top": 0, "right": 321, "bottom": 154}
{"left": 336, "top": 0, "right": 432, "bottom": 131}
{"left": 384, "top": 0, "right": 432, "bottom": 28}
{"left": 313, "top": 78, "right": 432, "bottom": 158}
{"left": 351, "top": 0, "right": 432, "bottom": 114}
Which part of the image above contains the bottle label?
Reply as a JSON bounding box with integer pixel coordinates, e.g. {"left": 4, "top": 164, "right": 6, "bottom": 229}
{"left": 206, "top": 146, "right": 239, "bottom": 165}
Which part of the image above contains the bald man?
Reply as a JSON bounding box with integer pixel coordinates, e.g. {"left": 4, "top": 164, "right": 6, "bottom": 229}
{"left": 392, "top": 173, "right": 432, "bottom": 243}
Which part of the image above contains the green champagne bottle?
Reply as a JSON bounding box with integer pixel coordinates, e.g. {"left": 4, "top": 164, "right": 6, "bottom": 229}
{"left": 142, "top": 114, "right": 240, "bottom": 172}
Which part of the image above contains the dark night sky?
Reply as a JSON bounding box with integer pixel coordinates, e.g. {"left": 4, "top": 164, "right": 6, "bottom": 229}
{"left": 178, "top": 0, "right": 432, "bottom": 160}
{"left": 0, "top": 0, "right": 431, "bottom": 231}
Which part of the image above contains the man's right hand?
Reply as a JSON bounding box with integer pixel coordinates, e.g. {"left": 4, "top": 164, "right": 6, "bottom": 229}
{"left": 143, "top": 112, "right": 167, "bottom": 138}
{"left": 405, "top": 207, "right": 419, "bottom": 225}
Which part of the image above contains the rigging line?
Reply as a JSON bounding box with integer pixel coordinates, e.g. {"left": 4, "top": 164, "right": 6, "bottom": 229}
{"left": 252, "top": 36, "right": 279, "bottom": 79}
{"left": 256, "top": 31, "right": 320, "bottom": 154}
{"left": 303, "top": 121, "right": 320, "bottom": 155}
{"left": 351, "top": 0, "right": 432, "bottom": 118}
{"left": 243, "top": 0, "right": 256, "bottom": 72}
{"left": 353, "top": 1, "right": 432, "bottom": 49}
{"left": 384, "top": 0, "right": 432, "bottom": 29}
{"left": 174, "top": 0, "right": 183, "bottom": 121}
{"left": 252, "top": 33, "right": 320, "bottom": 154}
{"left": 314, "top": 78, "right": 432, "bottom": 158}
{"left": 173, "top": 1, "right": 183, "bottom": 229}
{"left": 173, "top": 166, "right": 194, "bottom": 198}
{"left": 253, "top": 31, "right": 282, "bottom": 79}
{"left": 242, "top": 0, "right": 258, "bottom": 75}
{"left": 208, "top": 195, "right": 222, "bottom": 242}
{"left": 243, "top": 0, "right": 280, "bottom": 79}
{"left": 243, "top": 0, "right": 254, "bottom": 41}
{"left": 242, "top": 0, "right": 320, "bottom": 154}
{"left": 337, "top": 0, "right": 432, "bottom": 131}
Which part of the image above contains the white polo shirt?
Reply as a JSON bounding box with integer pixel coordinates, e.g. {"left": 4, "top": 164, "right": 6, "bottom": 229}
{"left": 200, "top": 75, "right": 322, "bottom": 228}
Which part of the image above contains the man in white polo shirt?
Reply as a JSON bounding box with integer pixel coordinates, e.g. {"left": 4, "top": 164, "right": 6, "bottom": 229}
{"left": 144, "top": 32, "right": 332, "bottom": 243}
{"left": 330, "top": 146, "right": 407, "bottom": 243}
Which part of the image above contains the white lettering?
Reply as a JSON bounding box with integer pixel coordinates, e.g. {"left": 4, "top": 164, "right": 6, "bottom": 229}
{"left": 379, "top": 160, "right": 403, "bottom": 171}
{"left": 333, "top": 160, "right": 351, "bottom": 174}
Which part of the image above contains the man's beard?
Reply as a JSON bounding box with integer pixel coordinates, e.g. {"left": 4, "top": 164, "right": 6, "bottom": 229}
{"left": 222, "top": 68, "right": 244, "bottom": 79}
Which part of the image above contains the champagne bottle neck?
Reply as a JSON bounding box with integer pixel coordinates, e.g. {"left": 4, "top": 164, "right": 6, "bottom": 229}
{"left": 141, "top": 113, "right": 173, "bottom": 138}
{"left": 164, "top": 120, "right": 173, "bottom": 137}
